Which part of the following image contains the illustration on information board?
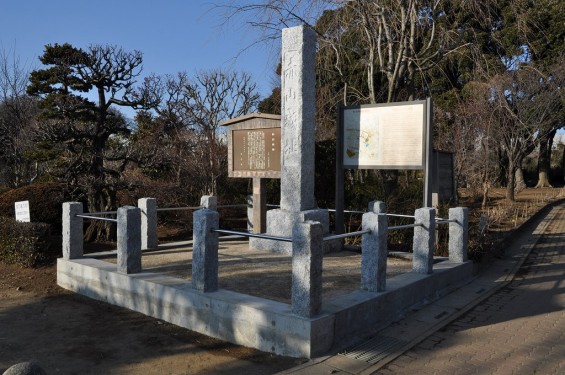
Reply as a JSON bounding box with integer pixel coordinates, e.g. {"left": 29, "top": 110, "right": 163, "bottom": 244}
{"left": 344, "top": 109, "right": 380, "bottom": 165}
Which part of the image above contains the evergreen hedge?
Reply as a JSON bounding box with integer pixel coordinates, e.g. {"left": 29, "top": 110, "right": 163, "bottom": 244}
{"left": 0, "top": 217, "right": 57, "bottom": 267}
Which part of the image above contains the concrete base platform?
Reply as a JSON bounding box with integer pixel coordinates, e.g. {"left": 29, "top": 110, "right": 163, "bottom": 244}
{"left": 57, "top": 255, "right": 473, "bottom": 358}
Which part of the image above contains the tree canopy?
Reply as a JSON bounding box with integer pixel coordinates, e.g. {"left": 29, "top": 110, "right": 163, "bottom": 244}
{"left": 27, "top": 43, "right": 155, "bottom": 240}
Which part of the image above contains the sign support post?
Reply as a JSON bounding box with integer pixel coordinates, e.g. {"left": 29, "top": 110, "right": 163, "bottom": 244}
{"left": 423, "top": 97, "right": 433, "bottom": 207}
{"left": 252, "top": 177, "right": 266, "bottom": 234}
{"left": 220, "top": 112, "right": 282, "bottom": 235}
{"left": 335, "top": 103, "right": 345, "bottom": 235}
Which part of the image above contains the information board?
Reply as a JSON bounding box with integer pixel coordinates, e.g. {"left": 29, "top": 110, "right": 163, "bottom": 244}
{"left": 222, "top": 113, "right": 282, "bottom": 179}
{"left": 232, "top": 128, "right": 281, "bottom": 173}
{"left": 15, "top": 200, "right": 30, "bottom": 222}
{"left": 342, "top": 100, "right": 427, "bottom": 169}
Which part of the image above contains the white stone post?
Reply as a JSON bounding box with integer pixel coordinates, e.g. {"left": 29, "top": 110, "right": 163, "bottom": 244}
{"left": 361, "top": 201, "right": 388, "bottom": 292}
{"left": 448, "top": 207, "right": 469, "bottom": 263}
{"left": 138, "top": 197, "right": 158, "bottom": 250}
{"left": 412, "top": 208, "right": 436, "bottom": 274}
{"left": 192, "top": 208, "right": 219, "bottom": 292}
{"left": 62, "top": 202, "right": 83, "bottom": 259}
{"left": 117, "top": 206, "right": 142, "bottom": 274}
{"left": 200, "top": 195, "right": 217, "bottom": 210}
{"left": 291, "top": 221, "right": 323, "bottom": 317}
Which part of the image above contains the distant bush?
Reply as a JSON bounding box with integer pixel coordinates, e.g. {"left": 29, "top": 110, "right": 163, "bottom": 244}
{"left": 0, "top": 217, "right": 58, "bottom": 267}
{"left": 0, "top": 183, "right": 71, "bottom": 232}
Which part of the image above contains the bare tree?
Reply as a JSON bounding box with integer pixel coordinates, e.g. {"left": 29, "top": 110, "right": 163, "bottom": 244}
{"left": 138, "top": 70, "right": 260, "bottom": 196}
{"left": 467, "top": 66, "right": 563, "bottom": 201}
{"left": 531, "top": 60, "right": 565, "bottom": 187}
{"left": 0, "top": 45, "right": 38, "bottom": 187}
{"left": 221, "top": 1, "right": 485, "bottom": 104}
{"left": 451, "top": 82, "right": 496, "bottom": 207}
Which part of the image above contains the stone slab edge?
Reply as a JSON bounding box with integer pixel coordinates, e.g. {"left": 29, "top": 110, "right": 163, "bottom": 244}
{"left": 57, "top": 257, "right": 334, "bottom": 358}
{"left": 57, "top": 257, "right": 472, "bottom": 360}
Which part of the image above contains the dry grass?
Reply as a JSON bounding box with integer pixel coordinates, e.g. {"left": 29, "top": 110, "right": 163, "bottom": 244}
{"left": 460, "top": 187, "right": 565, "bottom": 260}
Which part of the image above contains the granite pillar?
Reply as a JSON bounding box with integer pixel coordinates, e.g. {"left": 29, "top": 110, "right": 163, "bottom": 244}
{"left": 361, "top": 201, "right": 388, "bottom": 292}
{"left": 251, "top": 25, "right": 337, "bottom": 254}
{"left": 200, "top": 195, "right": 217, "bottom": 210}
{"left": 117, "top": 206, "right": 142, "bottom": 274}
{"left": 412, "top": 207, "right": 436, "bottom": 274}
{"left": 291, "top": 221, "right": 323, "bottom": 317}
{"left": 448, "top": 207, "right": 469, "bottom": 263}
{"left": 62, "top": 202, "right": 83, "bottom": 259}
{"left": 192, "top": 208, "right": 219, "bottom": 292}
{"left": 138, "top": 197, "right": 158, "bottom": 250}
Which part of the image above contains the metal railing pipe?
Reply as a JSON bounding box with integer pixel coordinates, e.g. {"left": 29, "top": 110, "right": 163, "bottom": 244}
{"left": 436, "top": 219, "right": 457, "bottom": 225}
{"left": 155, "top": 206, "right": 202, "bottom": 212}
{"left": 388, "top": 223, "right": 423, "bottom": 230}
{"left": 386, "top": 214, "right": 417, "bottom": 219}
{"left": 85, "top": 211, "right": 117, "bottom": 216}
{"left": 212, "top": 229, "right": 293, "bottom": 243}
{"left": 323, "top": 229, "right": 371, "bottom": 242}
{"left": 217, "top": 204, "right": 249, "bottom": 209}
{"left": 75, "top": 214, "right": 118, "bottom": 223}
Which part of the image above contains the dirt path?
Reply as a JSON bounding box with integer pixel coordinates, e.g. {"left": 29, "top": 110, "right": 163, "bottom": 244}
{"left": 0, "top": 263, "right": 305, "bottom": 374}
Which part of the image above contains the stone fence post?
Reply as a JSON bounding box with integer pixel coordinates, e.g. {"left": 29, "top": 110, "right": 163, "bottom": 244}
{"left": 117, "top": 206, "right": 142, "bottom": 274}
{"left": 62, "top": 202, "right": 83, "bottom": 259}
{"left": 200, "top": 195, "right": 217, "bottom": 210}
{"left": 448, "top": 207, "right": 469, "bottom": 263}
{"left": 138, "top": 197, "right": 158, "bottom": 250}
{"left": 291, "top": 221, "right": 323, "bottom": 317}
{"left": 361, "top": 201, "right": 388, "bottom": 292}
{"left": 192, "top": 208, "right": 219, "bottom": 292}
{"left": 413, "top": 207, "right": 436, "bottom": 274}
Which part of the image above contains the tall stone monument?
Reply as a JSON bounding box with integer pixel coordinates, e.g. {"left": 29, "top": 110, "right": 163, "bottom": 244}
{"left": 251, "top": 25, "right": 334, "bottom": 253}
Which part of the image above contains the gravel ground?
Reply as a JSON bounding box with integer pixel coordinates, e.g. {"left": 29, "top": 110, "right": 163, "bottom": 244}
{"left": 102, "top": 239, "right": 414, "bottom": 304}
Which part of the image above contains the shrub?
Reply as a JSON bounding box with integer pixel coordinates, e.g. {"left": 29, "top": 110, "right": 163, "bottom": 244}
{"left": 0, "top": 217, "right": 58, "bottom": 267}
{"left": 0, "top": 183, "right": 71, "bottom": 232}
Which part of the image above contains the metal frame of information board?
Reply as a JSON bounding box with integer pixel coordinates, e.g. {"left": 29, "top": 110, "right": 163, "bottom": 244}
{"left": 335, "top": 98, "right": 433, "bottom": 234}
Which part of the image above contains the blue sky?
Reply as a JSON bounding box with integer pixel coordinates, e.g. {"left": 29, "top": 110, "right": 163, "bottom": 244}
{"left": 0, "top": 1, "right": 282, "bottom": 115}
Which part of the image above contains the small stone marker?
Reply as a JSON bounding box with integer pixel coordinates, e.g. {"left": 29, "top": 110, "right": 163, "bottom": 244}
{"left": 14, "top": 200, "right": 30, "bottom": 222}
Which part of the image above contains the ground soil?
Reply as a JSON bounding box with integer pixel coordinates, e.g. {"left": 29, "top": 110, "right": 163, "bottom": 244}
{"left": 0, "top": 262, "right": 306, "bottom": 374}
{"left": 1, "top": 187, "right": 563, "bottom": 374}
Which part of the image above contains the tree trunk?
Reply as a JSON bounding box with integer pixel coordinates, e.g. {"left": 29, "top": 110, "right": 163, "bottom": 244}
{"left": 515, "top": 168, "right": 527, "bottom": 192}
{"left": 506, "top": 161, "right": 516, "bottom": 202}
{"left": 84, "top": 134, "right": 117, "bottom": 242}
{"left": 562, "top": 144, "right": 565, "bottom": 184}
{"left": 481, "top": 183, "right": 489, "bottom": 209}
{"left": 84, "top": 183, "right": 117, "bottom": 242}
{"left": 497, "top": 147, "right": 508, "bottom": 187}
{"left": 535, "top": 171, "right": 552, "bottom": 188}
{"left": 535, "top": 130, "right": 555, "bottom": 188}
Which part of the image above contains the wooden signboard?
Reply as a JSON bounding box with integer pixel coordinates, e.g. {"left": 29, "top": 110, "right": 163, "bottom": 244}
{"left": 220, "top": 113, "right": 282, "bottom": 234}
{"left": 221, "top": 113, "right": 282, "bottom": 179}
